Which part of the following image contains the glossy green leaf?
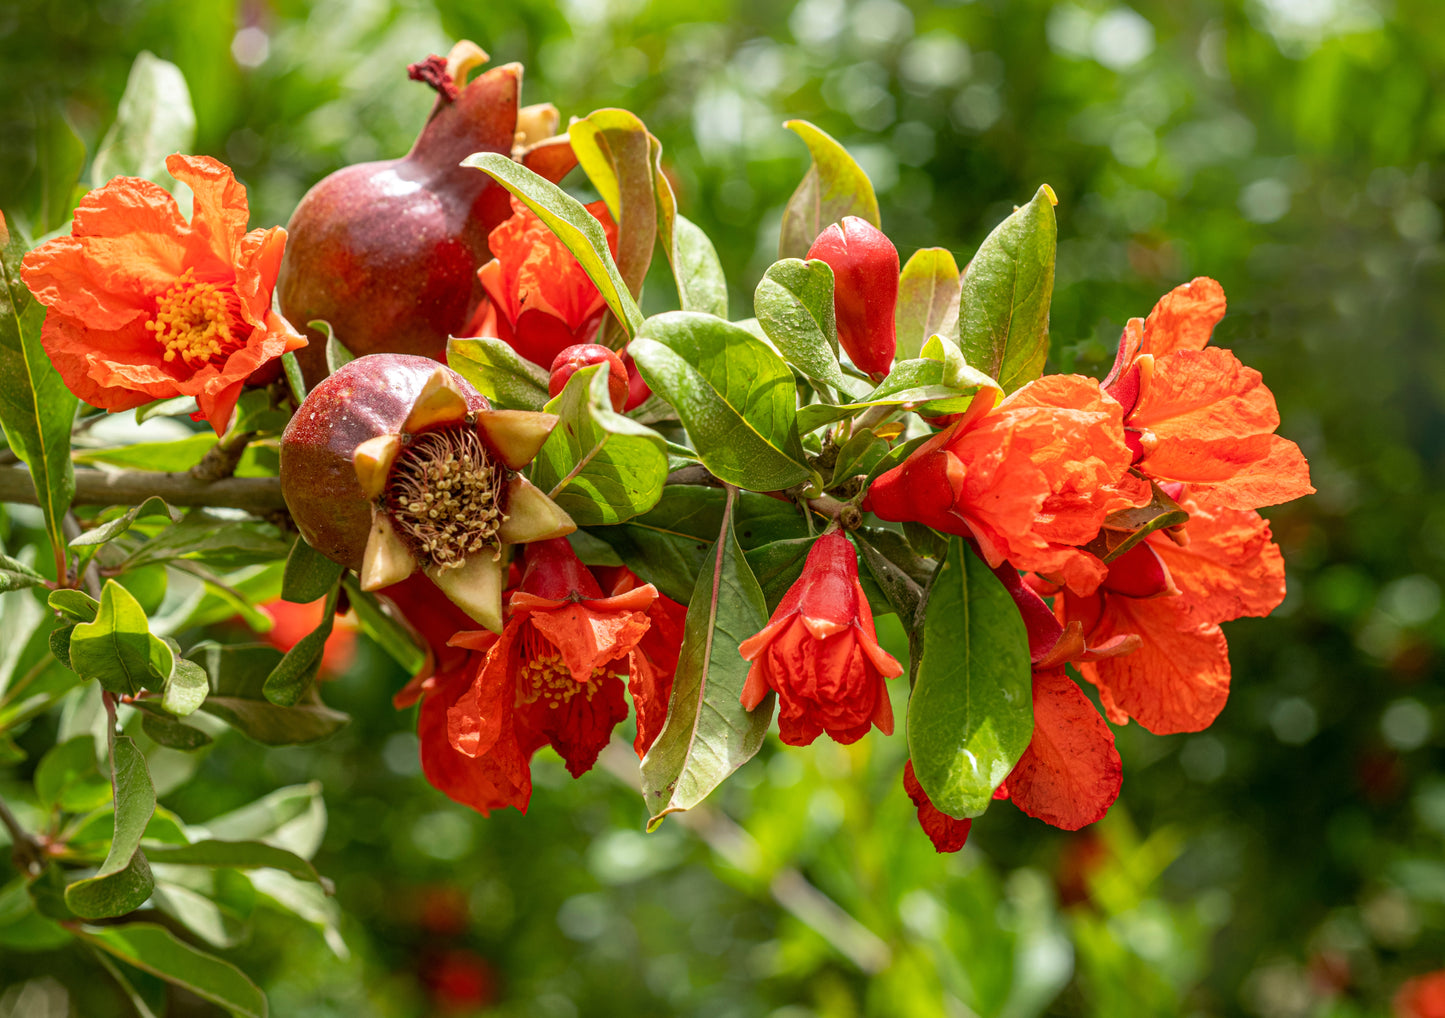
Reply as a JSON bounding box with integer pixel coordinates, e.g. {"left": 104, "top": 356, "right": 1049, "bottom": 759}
{"left": 670, "top": 215, "right": 729, "bottom": 318}
{"left": 641, "top": 486, "right": 775, "bottom": 825}
{"left": 531, "top": 363, "right": 669, "bottom": 526}
{"left": 77, "top": 922, "right": 267, "bottom": 1018}
{"left": 91, "top": 52, "right": 195, "bottom": 185}
{"left": 447, "top": 336, "right": 551, "bottom": 411}
{"left": 896, "top": 247, "right": 962, "bottom": 359}
{"left": 908, "top": 538, "right": 1032, "bottom": 818}
{"left": 0, "top": 551, "right": 44, "bottom": 592}
{"left": 196, "top": 643, "right": 348, "bottom": 745}
{"left": 306, "top": 320, "right": 353, "bottom": 376}
{"left": 69, "top": 580, "right": 172, "bottom": 696}
{"left": 794, "top": 355, "right": 1000, "bottom": 433}
{"left": 958, "top": 184, "right": 1058, "bottom": 393}
{"left": 145, "top": 840, "right": 323, "bottom": 885}
{"left": 754, "top": 259, "right": 871, "bottom": 399}
{"left": 631, "top": 312, "right": 811, "bottom": 491}
{"left": 140, "top": 711, "right": 213, "bottom": 751}
{"left": 828, "top": 427, "right": 891, "bottom": 486}
{"left": 65, "top": 736, "right": 157, "bottom": 918}
{"left": 0, "top": 214, "right": 78, "bottom": 574}
{"left": 280, "top": 537, "right": 344, "bottom": 604}
{"left": 262, "top": 583, "right": 339, "bottom": 707}
{"left": 1082, "top": 478, "right": 1190, "bottom": 562}
{"left": 281, "top": 351, "right": 306, "bottom": 403}
{"left": 162, "top": 657, "right": 209, "bottom": 717}
{"left": 48, "top": 588, "right": 99, "bottom": 623}
{"left": 778, "top": 120, "right": 881, "bottom": 259}
{"left": 743, "top": 537, "right": 813, "bottom": 612}
{"left": 135, "top": 396, "right": 198, "bottom": 424}
{"left": 69, "top": 498, "right": 180, "bottom": 549}
{"left": 462, "top": 152, "right": 644, "bottom": 337}
{"left": 34, "top": 735, "right": 109, "bottom": 813}
{"left": 75, "top": 434, "right": 215, "bottom": 472}
{"left": 150, "top": 880, "right": 247, "bottom": 950}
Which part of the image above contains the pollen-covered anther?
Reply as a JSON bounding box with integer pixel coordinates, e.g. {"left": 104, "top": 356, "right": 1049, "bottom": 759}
{"left": 383, "top": 426, "right": 508, "bottom": 571}
{"left": 515, "top": 654, "right": 623, "bottom": 710}
{"left": 145, "top": 267, "right": 245, "bottom": 366}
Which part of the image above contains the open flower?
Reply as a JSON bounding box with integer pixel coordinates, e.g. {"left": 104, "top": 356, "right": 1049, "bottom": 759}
{"left": 464, "top": 196, "right": 619, "bottom": 371}
{"left": 280, "top": 353, "right": 575, "bottom": 632}
{"left": 440, "top": 539, "right": 657, "bottom": 814}
{"left": 20, "top": 154, "right": 306, "bottom": 434}
{"left": 866, "top": 375, "right": 1145, "bottom": 595}
{"left": 739, "top": 531, "right": 902, "bottom": 746}
{"left": 594, "top": 565, "right": 688, "bottom": 758}
{"left": 1103, "top": 277, "right": 1313, "bottom": 510}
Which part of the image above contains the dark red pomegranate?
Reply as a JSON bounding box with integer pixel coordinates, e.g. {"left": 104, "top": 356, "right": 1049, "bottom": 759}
{"left": 277, "top": 42, "right": 578, "bottom": 386}
{"left": 548, "top": 343, "right": 629, "bottom": 411}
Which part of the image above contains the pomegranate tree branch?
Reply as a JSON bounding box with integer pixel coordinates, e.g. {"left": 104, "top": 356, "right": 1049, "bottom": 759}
{"left": 0, "top": 466, "right": 286, "bottom": 515}
{"left": 0, "top": 791, "right": 44, "bottom": 877}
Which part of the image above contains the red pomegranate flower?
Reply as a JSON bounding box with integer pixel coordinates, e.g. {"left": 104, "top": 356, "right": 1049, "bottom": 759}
{"left": 903, "top": 760, "right": 972, "bottom": 853}
{"left": 20, "top": 154, "right": 306, "bottom": 434}
{"left": 1103, "top": 277, "right": 1313, "bottom": 510}
{"left": 738, "top": 531, "right": 902, "bottom": 746}
{"left": 436, "top": 538, "right": 657, "bottom": 814}
{"left": 594, "top": 565, "right": 688, "bottom": 759}
{"left": 464, "top": 196, "right": 620, "bottom": 370}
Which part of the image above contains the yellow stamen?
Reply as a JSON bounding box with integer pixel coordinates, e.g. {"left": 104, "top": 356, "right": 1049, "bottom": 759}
{"left": 514, "top": 629, "right": 623, "bottom": 710}
{"left": 144, "top": 268, "right": 244, "bottom": 366}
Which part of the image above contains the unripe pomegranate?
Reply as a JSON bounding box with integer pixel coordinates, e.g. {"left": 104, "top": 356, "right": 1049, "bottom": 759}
{"left": 277, "top": 42, "right": 578, "bottom": 387}
{"left": 548, "top": 344, "right": 629, "bottom": 411}
{"left": 806, "top": 216, "right": 900, "bottom": 380}
{"left": 280, "top": 353, "right": 575, "bottom": 631}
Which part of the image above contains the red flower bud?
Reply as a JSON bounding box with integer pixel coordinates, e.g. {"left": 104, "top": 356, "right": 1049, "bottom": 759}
{"left": 738, "top": 531, "right": 902, "bottom": 745}
{"left": 806, "top": 216, "right": 899, "bottom": 379}
{"left": 549, "top": 343, "right": 629, "bottom": 411}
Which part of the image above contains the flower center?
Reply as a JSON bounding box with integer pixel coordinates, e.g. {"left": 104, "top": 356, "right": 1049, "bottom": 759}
{"left": 145, "top": 268, "right": 245, "bottom": 366}
{"left": 384, "top": 426, "right": 508, "bottom": 571}
{"left": 514, "top": 628, "right": 621, "bottom": 710}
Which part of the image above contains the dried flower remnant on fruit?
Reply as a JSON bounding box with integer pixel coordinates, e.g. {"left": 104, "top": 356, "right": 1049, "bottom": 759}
{"left": 385, "top": 427, "right": 508, "bottom": 570}
{"left": 408, "top": 54, "right": 459, "bottom": 101}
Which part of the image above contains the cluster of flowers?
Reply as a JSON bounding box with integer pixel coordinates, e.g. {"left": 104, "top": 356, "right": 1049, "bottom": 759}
{"left": 19, "top": 134, "right": 1311, "bottom": 851}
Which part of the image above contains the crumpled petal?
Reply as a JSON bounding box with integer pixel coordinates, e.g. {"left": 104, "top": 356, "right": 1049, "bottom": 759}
{"left": 904, "top": 760, "right": 972, "bottom": 853}
{"left": 421, "top": 659, "right": 531, "bottom": 816}
{"left": 1003, "top": 670, "right": 1122, "bottom": 830}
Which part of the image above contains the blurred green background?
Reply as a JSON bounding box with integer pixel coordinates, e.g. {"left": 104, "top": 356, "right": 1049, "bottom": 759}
{"left": 3, "top": 0, "right": 1444, "bottom": 1015}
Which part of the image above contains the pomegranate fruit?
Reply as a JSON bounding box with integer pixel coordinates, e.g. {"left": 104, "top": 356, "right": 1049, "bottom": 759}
{"left": 280, "top": 353, "right": 575, "bottom": 631}
{"left": 548, "top": 343, "right": 629, "bottom": 411}
{"left": 277, "top": 42, "right": 578, "bottom": 387}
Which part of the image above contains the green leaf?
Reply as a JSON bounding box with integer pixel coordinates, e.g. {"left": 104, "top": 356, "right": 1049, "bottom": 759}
{"left": 743, "top": 537, "right": 813, "bottom": 612}
{"left": 853, "top": 529, "right": 928, "bottom": 627}
{"left": 140, "top": 711, "right": 213, "bottom": 751}
{"left": 340, "top": 579, "right": 425, "bottom": 676}
{"left": 462, "top": 152, "right": 644, "bottom": 337}
{"left": 670, "top": 215, "right": 729, "bottom": 318}
{"left": 34, "top": 735, "right": 109, "bottom": 813}
{"left": 281, "top": 351, "right": 306, "bottom": 403}
{"left": 69, "top": 580, "right": 172, "bottom": 696}
{"left": 196, "top": 643, "right": 349, "bottom": 745}
{"left": 144, "top": 840, "right": 324, "bottom": 886}
{"left": 569, "top": 108, "right": 657, "bottom": 346}
{"left": 828, "top": 427, "right": 891, "bottom": 486}
{"left": 1082, "top": 479, "right": 1189, "bottom": 562}
{"left": 0, "top": 551, "right": 45, "bottom": 592}
{"left": 446, "top": 336, "right": 551, "bottom": 410}
{"left": 958, "top": 184, "right": 1058, "bottom": 394}
{"left": 306, "top": 320, "right": 354, "bottom": 376}
{"left": 794, "top": 355, "right": 1001, "bottom": 433}
{"left": 150, "top": 880, "right": 247, "bottom": 949}
{"left": 640, "top": 486, "right": 774, "bottom": 825}
{"left": 91, "top": 52, "right": 195, "bottom": 185}
{"left": 531, "top": 363, "right": 669, "bottom": 525}
{"left": 280, "top": 537, "right": 344, "bottom": 604}
{"left": 65, "top": 736, "right": 158, "bottom": 918}
{"left": 135, "top": 396, "right": 199, "bottom": 424}
{"left": 0, "top": 214, "right": 78, "bottom": 573}
{"left": 77, "top": 922, "right": 267, "bottom": 1018}
{"left": 162, "top": 657, "right": 209, "bottom": 717}
{"left": 778, "top": 120, "right": 881, "bottom": 259}
{"left": 20, "top": 111, "right": 86, "bottom": 235}
{"left": 262, "top": 583, "right": 339, "bottom": 707}
{"left": 908, "top": 538, "right": 1032, "bottom": 818}
{"left": 754, "top": 259, "right": 872, "bottom": 400}
{"left": 896, "top": 247, "right": 962, "bottom": 360}
{"left": 69, "top": 497, "right": 181, "bottom": 549}
{"left": 631, "top": 312, "right": 811, "bottom": 492}
{"left": 48, "top": 588, "right": 99, "bottom": 622}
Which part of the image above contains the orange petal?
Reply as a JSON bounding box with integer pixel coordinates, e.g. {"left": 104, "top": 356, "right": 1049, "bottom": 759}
{"left": 422, "top": 661, "right": 531, "bottom": 815}
{"left": 1148, "top": 502, "right": 1285, "bottom": 624}
{"left": 1140, "top": 277, "right": 1226, "bottom": 356}
{"left": 1005, "top": 669, "right": 1122, "bottom": 830}
{"left": 166, "top": 154, "right": 251, "bottom": 269}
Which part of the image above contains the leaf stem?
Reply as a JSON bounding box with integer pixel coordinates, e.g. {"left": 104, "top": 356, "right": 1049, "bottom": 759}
{"left": 0, "top": 790, "right": 44, "bottom": 876}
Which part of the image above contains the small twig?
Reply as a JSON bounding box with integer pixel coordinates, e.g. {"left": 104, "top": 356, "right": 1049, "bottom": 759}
{"left": 0, "top": 466, "right": 285, "bottom": 515}
{"left": 854, "top": 404, "right": 897, "bottom": 433}
{"left": 189, "top": 430, "right": 256, "bottom": 483}
{"left": 664, "top": 464, "right": 724, "bottom": 488}
{"left": 0, "top": 792, "right": 45, "bottom": 877}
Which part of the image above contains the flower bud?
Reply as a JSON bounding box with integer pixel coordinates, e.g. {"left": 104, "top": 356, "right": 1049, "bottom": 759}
{"left": 549, "top": 343, "right": 629, "bottom": 411}
{"left": 806, "top": 216, "right": 899, "bottom": 379}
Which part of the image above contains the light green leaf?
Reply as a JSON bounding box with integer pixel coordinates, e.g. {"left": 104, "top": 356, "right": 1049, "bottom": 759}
{"left": 641, "top": 486, "right": 774, "bottom": 825}
{"left": 34, "top": 735, "right": 109, "bottom": 813}
{"left": 531, "top": 363, "right": 668, "bottom": 525}
{"left": 0, "top": 214, "right": 78, "bottom": 575}
{"left": 778, "top": 120, "right": 881, "bottom": 259}
{"left": 958, "top": 184, "right": 1058, "bottom": 393}
{"left": 65, "top": 736, "right": 157, "bottom": 918}
{"left": 162, "top": 657, "right": 209, "bottom": 717}
{"left": 69, "top": 497, "right": 181, "bottom": 549}
{"left": 908, "top": 538, "right": 1032, "bottom": 818}
{"left": 447, "top": 336, "right": 551, "bottom": 411}
{"left": 77, "top": 922, "right": 267, "bottom": 1018}
{"left": 794, "top": 355, "right": 1001, "bottom": 433}
{"left": 631, "top": 312, "right": 811, "bottom": 492}
{"left": 896, "top": 247, "right": 962, "bottom": 359}
{"left": 69, "top": 580, "right": 172, "bottom": 696}
{"left": 91, "top": 52, "right": 195, "bottom": 185}
{"left": 462, "top": 152, "right": 644, "bottom": 337}
{"left": 340, "top": 579, "right": 425, "bottom": 676}
{"left": 145, "top": 840, "right": 324, "bottom": 885}
{"left": 670, "top": 215, "right": 729, "bottom": 317}
{"left": 754, "top": 259, "right": 871, "bottom": 399}
{"left": 0, "top": 551, "right": 45, "bottom": 592}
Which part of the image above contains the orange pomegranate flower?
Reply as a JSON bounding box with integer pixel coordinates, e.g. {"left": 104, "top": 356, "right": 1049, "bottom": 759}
{"left": 903, "top": 760, "right": 972, "bottom": 853}
{"left": 595, "top": 565, "right": 689, "bottom": 759}
{"left": 439, "top": 538, "right": 656, "bottom": 814}
{"left": 867, "top": 375, "right": 1144, "bottom": 595}
{"left": 464, "top": 196, "right": 620, "bottom": 371}
{"left": 1395, "top": 970, "right": 1445, "bottom": 1018}
{"left": 20, "top": 155, "right": 306, "bottom": 434}
{"left": 1103, "top": 277, "right": 1313, "bottom": 510}
{"left": 1057, "top": 494, "right": 1287, "bottom": 733}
